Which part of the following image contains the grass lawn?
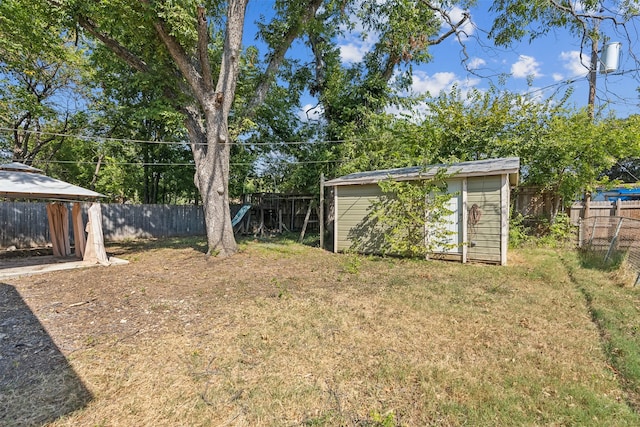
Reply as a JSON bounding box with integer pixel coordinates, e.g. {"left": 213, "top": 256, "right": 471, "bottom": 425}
{"left": 2, "top": 236, "right": 640, "bottom": 426}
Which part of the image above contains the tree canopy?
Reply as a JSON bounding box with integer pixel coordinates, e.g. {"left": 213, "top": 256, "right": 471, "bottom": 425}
{"left": 2, "top": 0, "right": 640, "bottom": 246}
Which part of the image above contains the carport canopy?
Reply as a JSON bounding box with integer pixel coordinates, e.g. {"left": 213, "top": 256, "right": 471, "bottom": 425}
{"left": 0, "top": 162, "right": 104, "bottom": 201}
{"left": 0, "top": 162, "right": 108, "bottom": 262}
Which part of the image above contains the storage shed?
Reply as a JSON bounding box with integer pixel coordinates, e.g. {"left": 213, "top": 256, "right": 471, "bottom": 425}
{"left": 324, "top": 157, "right": 520, "bottom": 265}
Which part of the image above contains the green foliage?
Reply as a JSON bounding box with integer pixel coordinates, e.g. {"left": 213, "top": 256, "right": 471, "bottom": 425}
{"left": 368, "top": 409, "right": 398, "bottom": 427}
{"left": 489, "top": 0, "right": 634, "bottom": 47}
{"left": 424, "top": 86, "right": 634, "bottom": 218}
{"left": 336, "top": 110, "right": 437, "bottom": 176}
{"left": 250, "top": 0, "right": 466, "bottom": 193}
{"left": 0, "top": 0, "right": 89, "bottom": 164}
{"left": 510, "top": 212, "right": 576, "bottom": 248}
{"left": 561, "top": 251, "right": 640, "bottom": 408}
{"left": 522, "top": 112, "right": 618, "bottom": 203}
{"left": 341, "top": 252, "right": 362, "bottom": 274}
{"left": 351, "top": 170, "right": 455, "bottom": 258}
{"left": 536, "top": 213, "right": 575, "bottom": 247}
{"left": 509, "top": 213, "right": 531, "bottom": 248}
{"left": 426, "top": 84, "right": 568, "bottom": 164}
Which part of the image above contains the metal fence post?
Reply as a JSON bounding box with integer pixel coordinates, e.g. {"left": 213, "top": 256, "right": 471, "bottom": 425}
{"left": 605, "top": 217, "right": 624, "bottom": 262}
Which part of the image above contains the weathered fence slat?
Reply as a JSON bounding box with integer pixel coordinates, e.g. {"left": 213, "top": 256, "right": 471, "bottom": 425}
{"left": 1, "top": 202, "right": 208, "bottom": 249}
{"left": 2, "top": 197, "right": 320, "bottom": 249}
{"left": 589, "top": 216, "right": 598, "bottom": 246}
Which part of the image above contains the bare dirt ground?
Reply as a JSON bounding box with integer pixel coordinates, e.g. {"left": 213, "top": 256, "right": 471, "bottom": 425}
{"left": 1, "top": 237, "right": 639, "bottom": 426}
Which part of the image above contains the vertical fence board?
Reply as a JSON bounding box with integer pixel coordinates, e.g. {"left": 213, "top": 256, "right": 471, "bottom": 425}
{"left": 1, "top": 202, "right": 212, "bottom": 248}
{"left": 2, "top": 197, "right": 318, "bottom": 249}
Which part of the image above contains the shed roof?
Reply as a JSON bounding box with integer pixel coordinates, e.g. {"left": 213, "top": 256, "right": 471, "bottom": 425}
{"left": 324, "top": 157, "right": 520, "bottom": 187}
{"left": 0, "top": 162, "right": 104, "bottom": 201}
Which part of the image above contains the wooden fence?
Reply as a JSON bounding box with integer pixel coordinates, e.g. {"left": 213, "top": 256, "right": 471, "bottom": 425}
{"left": 0, "top": 202, "right": 209, "bottom": 249}
{"left": 570, "top": 200, "right": 640, "bottom": 225}
{"left": 1, "top": 198, "right": 319, "bottom": 249}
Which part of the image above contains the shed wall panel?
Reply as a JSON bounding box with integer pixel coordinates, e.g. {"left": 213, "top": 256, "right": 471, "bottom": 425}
{"left": 336, "top": 185, "right": 383, "bottom": 252}
{"left": 466, "top": 176, "right": 502, "bottom": 262}
{"left": 334, "top": 174, "right": 508, "bottom": 264}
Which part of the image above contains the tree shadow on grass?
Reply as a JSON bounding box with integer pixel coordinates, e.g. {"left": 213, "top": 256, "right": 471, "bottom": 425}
{"left": 105, "top": 236, "right": 208, "bottom": 256}
{"left": 0, "top": 283, "right": 92, "bottom": 426}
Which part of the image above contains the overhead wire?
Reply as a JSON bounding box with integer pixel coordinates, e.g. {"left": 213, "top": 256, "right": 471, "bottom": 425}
{"left": 0, "top": 126, "right": 363, "bottom": 146}
{"left": 14, "top": 158, "right": 345, "bottom": 167}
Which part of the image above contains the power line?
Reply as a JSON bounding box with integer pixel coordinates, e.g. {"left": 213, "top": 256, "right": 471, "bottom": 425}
{"left": 521, "top": 68, "right": 640, "bottom": 109}
{"left": 0, "top": 126, "right": 356, "bottom": 146}
{"left": 30, "top": 158, "right": 345, "bottom": 167}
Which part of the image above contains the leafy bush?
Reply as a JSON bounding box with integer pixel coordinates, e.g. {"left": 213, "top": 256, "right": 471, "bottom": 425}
{"left": 509, "top": 213, "right": 531, "bottom": 248}
{"left": 350, "top": 169, "right": 455, "bottom": 258}
{"left": 537, "top": 212, "right": 575, "bottom": 247}
{"left": 510, "top": 212, "right": 576, "bottom": 248}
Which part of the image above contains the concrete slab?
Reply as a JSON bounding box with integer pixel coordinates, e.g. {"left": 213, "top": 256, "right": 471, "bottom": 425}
{"left": 0, "top": 256, "right": 129, "bottom": 280}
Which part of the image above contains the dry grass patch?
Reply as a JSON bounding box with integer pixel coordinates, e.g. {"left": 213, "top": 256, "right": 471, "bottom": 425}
{"left": 1, "top": 238, "right": 638, "bottom": 426}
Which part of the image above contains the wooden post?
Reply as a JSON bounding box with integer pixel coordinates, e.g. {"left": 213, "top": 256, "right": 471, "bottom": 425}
{"left": 299, "top": 202, "right": 313, "bottom": 243}
{"left": 291, "top": 199, "right": 295, "bottom": 231}
{"left": 259, "top": 208, "right": 265, "bottom": 236}
{"left": 584, "top": 193, "right": 591, "bottom": 219}
{"left": 320, "top": 173, "right": 325, "bottom": 250}
{"left": 616, "top": 198, "right": 622, "bottom": 217}
{"left": 577, "top": 218, "right": 583, "bottom": 248}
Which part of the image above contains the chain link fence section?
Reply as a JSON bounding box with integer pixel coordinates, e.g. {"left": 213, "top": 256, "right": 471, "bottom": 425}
{"left": 579, "top": 216, "right": 640, "bottom": 285}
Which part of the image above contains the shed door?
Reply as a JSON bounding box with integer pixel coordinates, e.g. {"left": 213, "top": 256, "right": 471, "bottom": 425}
{"left": 432, "top": 179, "right": 462, "bottom": 253}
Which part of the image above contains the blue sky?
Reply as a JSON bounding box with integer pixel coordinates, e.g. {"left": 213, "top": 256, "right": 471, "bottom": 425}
{"left": 246, "top": 2, "right": 640, "bottom": 120}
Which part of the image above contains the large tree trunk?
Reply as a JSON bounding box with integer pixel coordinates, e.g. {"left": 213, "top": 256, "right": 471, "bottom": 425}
{"left": 197, "top": 152, "right": 236, "bottom": 256}
{"left": 69, "top": 0, "right": 307, "bottom": 257}
{"left": 147, "top": 0, "right": 246, "bottom": 257}
{"left": 193, "top": 109, "right": 237, "bottom": 257}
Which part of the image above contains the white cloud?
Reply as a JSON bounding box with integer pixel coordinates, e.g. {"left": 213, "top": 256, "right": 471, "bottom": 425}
{"left": 298, "top": 104, "right": 324, "bottom": 123}
{"left": 339, "top": 42, "right": 369, "bottom": 64}
{"left": 337, "top": 1, "right": 378, "bottom": 64}
{"left": 468, "top": 57, "right": 486, "bottom": 70}
{"left": 447, "top": 6, "right": 474, "bottom": 39}
{"left": 511, "top": 55, "right": 543, "bottom": 79}
{"left": 552, "top": 73, "right": 564, "bottom": 82}
{"left": 410, "top": 71, "right": 480, "bottom": 96}
{"left": 559, "top": 50, "right": 589, "bottom": 77}
{"left": 411, "top": 71, "right": 457, "bottom": 95}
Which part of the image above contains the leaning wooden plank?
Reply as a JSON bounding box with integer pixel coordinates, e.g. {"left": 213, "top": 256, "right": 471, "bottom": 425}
{"left": 299, "top": 203, "right": 314, "bottom": 243}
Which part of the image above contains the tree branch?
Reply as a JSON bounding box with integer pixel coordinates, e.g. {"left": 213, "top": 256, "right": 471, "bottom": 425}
{"left": 77, "top": 16, "right": 150, "bottom": 73}
{"left": 139, "top": 0, "right": 206, "bottom": 105}
{"left": 422, "top": 2, "right": 471, "bottom": 46}
{"left": 379, "top": 2, "right": 471, "bottom": 83}
{"left": 215, "top": 0, "right": 249, "bottom": 116}
{"left": 197, "top": 5, "right": 213, "bottom": 93}
{"left": 245, "top": 0, "right": 323, "bottom": 118}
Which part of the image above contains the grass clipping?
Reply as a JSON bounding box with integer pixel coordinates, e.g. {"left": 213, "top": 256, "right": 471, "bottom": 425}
{"left": 3, "top": 238, "right": 640, "bottom": 426}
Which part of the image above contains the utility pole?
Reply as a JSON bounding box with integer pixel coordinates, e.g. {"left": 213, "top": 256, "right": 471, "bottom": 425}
{"left": 587, "top": 20, "right": 599, "bottom": 120}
